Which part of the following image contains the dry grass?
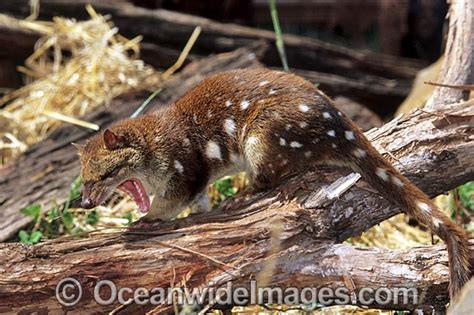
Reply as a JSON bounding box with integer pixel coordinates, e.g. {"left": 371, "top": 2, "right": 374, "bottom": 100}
{"left": 0, "top": 6, "right": 160, "bottom": 164}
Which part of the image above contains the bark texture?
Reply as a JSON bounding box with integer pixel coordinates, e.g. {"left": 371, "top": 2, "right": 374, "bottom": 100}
{"left": 427, "top": 0, "right": 474, "bottom": 108}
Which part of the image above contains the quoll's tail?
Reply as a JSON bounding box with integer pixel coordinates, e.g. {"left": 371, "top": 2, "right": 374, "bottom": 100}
{"left": 347, "top": 131, "right": 471, "bottom": 299}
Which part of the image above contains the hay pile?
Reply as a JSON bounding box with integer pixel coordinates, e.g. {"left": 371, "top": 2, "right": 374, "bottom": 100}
{"left": 0, "top": 6, "right": 159, "bottom": 164}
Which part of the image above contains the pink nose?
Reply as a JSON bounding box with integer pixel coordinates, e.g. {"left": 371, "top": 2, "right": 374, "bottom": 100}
{"left": 81, "top": 197, "right": 94, "bottom": 209}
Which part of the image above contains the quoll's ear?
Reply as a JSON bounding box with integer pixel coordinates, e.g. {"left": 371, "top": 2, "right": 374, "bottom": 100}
{"left": 103, "top": 129, "right": 127, "bottom": 150}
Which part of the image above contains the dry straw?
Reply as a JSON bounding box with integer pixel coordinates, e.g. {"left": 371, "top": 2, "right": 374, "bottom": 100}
{"left": 0, "top": 5, "right": 160, "bottom": 164}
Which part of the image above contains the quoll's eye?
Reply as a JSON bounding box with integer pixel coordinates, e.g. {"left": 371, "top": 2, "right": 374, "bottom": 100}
{"left": 101, "top": 166, "right": 120, "bottom": 180}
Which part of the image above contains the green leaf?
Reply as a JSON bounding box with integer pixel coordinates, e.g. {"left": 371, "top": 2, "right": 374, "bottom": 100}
{"left": 20, "top": 204, "right": 41, "bottom": 220}
{"left": 62, "top": 210, "right": 74, "bottom": 231}
{"left": 86, "top": 210, "right": 99, "bottom": 225}
{"left": 29, "top": 231, "right": 42, "bottom": 244}
{"left": 214, "top": 177, "right": 238, "bottom": 199}
{"left": 18, "top": 230, "right": 30, "bottom": 244}
{"left": 123, "top": 213, "right": 133, "bottom": 225}
{"left": 47, "top": 207, "right": 59, "bottom": 223}
{"left": 458, "top": 181, "right": 474, "bottom": 212}
{"left": 69, "top": 176, "right": 82, "bottom": 201}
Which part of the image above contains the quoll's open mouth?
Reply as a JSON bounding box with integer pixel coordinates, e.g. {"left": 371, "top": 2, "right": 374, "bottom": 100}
{"left": 118, "top": 178, "right": 150, "bottom": 213}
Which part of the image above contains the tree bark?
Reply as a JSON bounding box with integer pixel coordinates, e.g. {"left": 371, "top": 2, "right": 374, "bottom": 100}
{"left": 427, "top": 0, "right": 474, "bottom": 109}
{"left": 0, "top": 99, "right": 473, "bottom": 313}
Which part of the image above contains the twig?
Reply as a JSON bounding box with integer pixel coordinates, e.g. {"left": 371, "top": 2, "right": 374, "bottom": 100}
{"left": 425, "top": 81, "right": 474, "bottom": 91}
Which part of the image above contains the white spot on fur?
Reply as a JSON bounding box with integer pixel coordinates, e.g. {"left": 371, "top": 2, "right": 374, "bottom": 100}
{"left": 225, "top": 100, "right": 232, "bottom": 107}
{"left": 392, "top": 176, "right": 404, "bottom": 187}
{"left": 269, "top": 89, "right": 277, "bottom": 95}
{"left": 352, "top": 148, "right": 366, "bottom": 158}
{"left": 376, "top": 168, "right": 389, "bottom": 181}
{"left": 205, "top": 141, "right": 222, "bottom": 160}
{"left": 285, "top": 124, "right": 292, "bottom": 131}
{"left": 345, "top": 131, "right": 355, "bottom": 141}
{"left": 259, "top": 80, "right": 269, "bottom": 86}
{"left": 299, "top": 104, "right": 310, "bottom": 112}
{"left": 327, "top": 130, "right": 336, "bottom": 137}
{"left": 279, "top": 138, "right": 287, "bottom": 146}
{"left": 290, "top": 141, "right": 303, "bottom": 148}
{"left": 304, "top": 151, "right": 312, "bottom": 158}
{"left": 332, "top": 143, "right": 337, "bottom": 149}
{"left": 299, "top": 122, "right": 308, "bottom": 128}
{"left": 240, "top": 100, "right": 250, "bottom": 110}
{"left": 224, "top": 118, "right": 236, "bottom": 137}
{"left": 338, "top": 111, "right": 342, "bottom": 116}
{"left": 281, "top": 159, "right": 288, "bottom": 166}
{"left": 417, "top": 201, "right": 431, "bottom": 214}
{"left": 174, "top": 160, "right": 184, "bottom": 174}
{"left": 183, "top": 138, "right": 191, "bottom": 146}
{"left": 322, "top": 112, "right": 332, "bottom": 119}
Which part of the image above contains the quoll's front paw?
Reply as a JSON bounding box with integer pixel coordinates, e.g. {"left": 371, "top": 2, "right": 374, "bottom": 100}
{"left": 127, "top": 217, "right": 163, "bottom": 231}
{"left": 218, "top": 192, "right": 258, "bottom": 211}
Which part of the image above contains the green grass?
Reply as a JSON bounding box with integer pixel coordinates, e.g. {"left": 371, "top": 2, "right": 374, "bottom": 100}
{"left": 268, "top": 0, "right": 289, "bottom": 71}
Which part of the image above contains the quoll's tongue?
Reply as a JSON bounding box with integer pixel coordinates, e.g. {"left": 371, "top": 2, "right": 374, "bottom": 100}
{"left": 118, "top": 179, "right": 151, "bottom": 213}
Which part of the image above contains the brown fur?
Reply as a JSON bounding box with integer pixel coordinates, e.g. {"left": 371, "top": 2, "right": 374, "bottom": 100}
{"left": 79, "top": 68, "right": 471, "bottom": 299}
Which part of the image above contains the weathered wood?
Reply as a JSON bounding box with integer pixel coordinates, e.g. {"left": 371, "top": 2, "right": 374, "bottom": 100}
{"left": 427, "top": 0, "right": 474, "bottom": 108}
{"left": 1, "top": 234, "right": 469, "bottom": 313}
{"left": 0, "top": 46, "right": 263, "bottom": 242}
{"left": 0, "top": 99, "right": 472, "bottom": 313}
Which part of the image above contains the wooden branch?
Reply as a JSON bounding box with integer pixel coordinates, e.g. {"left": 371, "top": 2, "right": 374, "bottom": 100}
{"left": 427, "top": 0, "right": 474, "bottom": 109}
{"left": 0, "top": 46, "right": 264, "bottom": 242}
{"left": 0, "top": 99, "right": 473, "bottom": 313}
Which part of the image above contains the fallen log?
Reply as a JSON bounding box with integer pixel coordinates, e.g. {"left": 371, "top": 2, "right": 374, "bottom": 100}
{"left": 0, "top": 99, "right": 473, "bottom": 313}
